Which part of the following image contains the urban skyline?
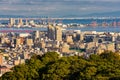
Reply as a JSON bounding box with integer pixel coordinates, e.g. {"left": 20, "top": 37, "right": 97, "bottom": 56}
{"left": 1, "top": 0, "right": 120, "bottom": 79}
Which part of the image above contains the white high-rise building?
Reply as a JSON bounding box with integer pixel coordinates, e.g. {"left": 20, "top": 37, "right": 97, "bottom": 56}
{"left": 35, "top": 31, "right": 40, "bottom": 39}
{"left": 55, "top": 26, "right": 62, "bottom": 41}
{"left": 9, "top": 18, "right": 15, "bottom": 26}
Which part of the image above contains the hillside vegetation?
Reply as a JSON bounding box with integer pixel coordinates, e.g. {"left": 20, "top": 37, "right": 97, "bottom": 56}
{"left": 1, "top": 51, "right": 120, "bottom": 80}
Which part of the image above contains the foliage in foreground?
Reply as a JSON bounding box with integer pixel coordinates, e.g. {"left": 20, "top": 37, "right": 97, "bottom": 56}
{"left": 1, "top": 51, "right": 120, "bottom": 80}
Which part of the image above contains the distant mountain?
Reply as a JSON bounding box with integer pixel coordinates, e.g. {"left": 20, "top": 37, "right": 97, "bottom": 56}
{"left": 82, "top": 11, "right": 120, "bottom": 17}
{"left": 0, "top": 11, "right": 120, "bottom": 18}
{"left": 0, "top": 15, "right": 49, "bottom": 18}
{"left": 62, "top": 11, "right": 120, "bottom": 18}
{"left": 61, "top": 15, "right": 81, "bottom": 18}
{"left": 0, "top": 15, "right": 26, "bottom": 18}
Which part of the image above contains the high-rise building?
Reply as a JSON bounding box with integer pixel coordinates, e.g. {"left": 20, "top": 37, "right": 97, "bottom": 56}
{"left": 18, "top": 18, "right": 23, "bottom": 26}
{"left": 35, "top": 31, "right": 40, "bottom": 39}
{"left": 55, "top": 26, "right": 62, "bottom": 41}
{"left": 25, "top": 19, "right": 28, "bottom": 25}
{"left": 47, "top": 24, "right": 55, "bottom": 40}
{"left": 9, "top": 18, "right": 15, "bottom": 26}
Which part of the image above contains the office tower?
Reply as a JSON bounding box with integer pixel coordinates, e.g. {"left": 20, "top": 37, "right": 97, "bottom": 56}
{"left": 25, "top": 19, "right": 28, "bottom": 25}
{"left": 35, "top": 31, "right": 40, "bottom": 39}
{"left": 47, "top": 24, "right": 55, "bottom": 40}
{"left": 55, "top": 26, "right": 62, "bottom": 41}
{"left": 9, "top": 18, "right": 15, "bottom": 26}
{"left": 18, "top": 18, "right": 23, "bottom": 26}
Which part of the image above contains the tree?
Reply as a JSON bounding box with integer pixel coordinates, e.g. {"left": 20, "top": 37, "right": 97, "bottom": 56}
{"left": 1, "top": 51, "right": 120, "bottom": 80}
{"left": 100, "top": 51, "right": 120, "bottom": 61}
{"left": 41, "top": 52, "right": 59, "bottom": 64}
{"left": 42, "top": 58, "right": 70, "bottom": 80}
{"left": 1, "top": 72, "right": 17, "bottom": 80}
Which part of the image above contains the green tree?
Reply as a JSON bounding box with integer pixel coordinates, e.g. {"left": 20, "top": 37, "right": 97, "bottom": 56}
{"left": 1, "top": 51, "right": 120, "bottom": 80}
{"left": 42, "top": 58, "right": 70, "bottom": 80}
{"left": 1, "top": 72, "right": 16, "bottom": 80}
{"left": 41, "top": 52, "right": 59, "bottom": 64}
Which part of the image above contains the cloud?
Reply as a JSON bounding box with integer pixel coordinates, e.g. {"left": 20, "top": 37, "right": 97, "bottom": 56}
{"left": 0, "top": 0, "right": 119, "bottom": 17}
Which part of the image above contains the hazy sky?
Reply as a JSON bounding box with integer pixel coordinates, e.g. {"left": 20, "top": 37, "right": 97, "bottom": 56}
{"left": 0, "top": 0, "right": 120, "bottom": 17}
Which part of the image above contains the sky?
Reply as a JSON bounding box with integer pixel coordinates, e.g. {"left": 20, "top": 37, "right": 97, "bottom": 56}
{"left": 0, "top": 0, "right": 120, "bottom": 17}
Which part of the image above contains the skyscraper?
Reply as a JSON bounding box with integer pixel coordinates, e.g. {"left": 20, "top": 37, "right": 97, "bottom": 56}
{"left": 18, "top": 18, "right": 23, "bottom": 26}
{"left": 25, "top": 19, "right": 28, "bottom": 25}
{"left": 34, "top": 31, "right": 40, "bottom": 39}
{"left": 9, "top": 18, "right": 15, "bottom": 26}
{"left": 55, "top": 26, "right": 62, "bottom": 41}
{"left": 47, "top": 24, "right": 55, "bottom": 40}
